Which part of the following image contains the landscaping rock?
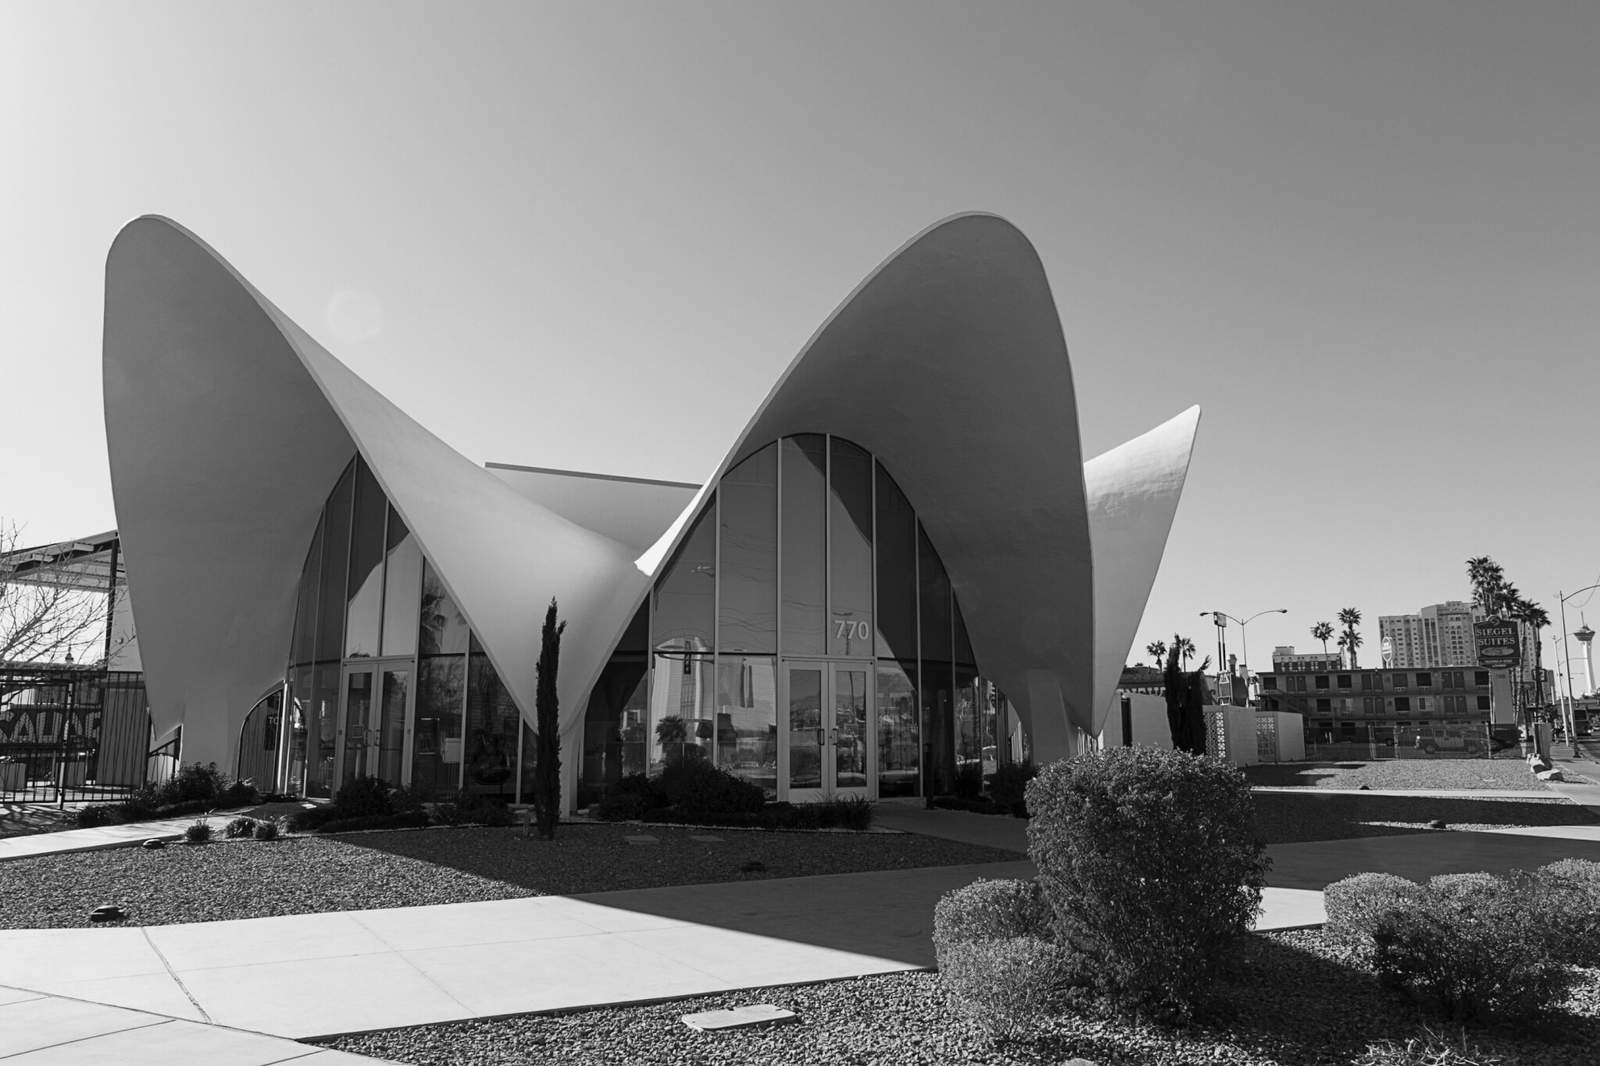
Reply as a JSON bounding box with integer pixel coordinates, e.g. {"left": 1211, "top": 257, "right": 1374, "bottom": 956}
{"left": 141, "top": 838, "right": 167, "bottom": 849}
{"left": 1428, "top": 819, "right": 1447, "bottom": 829}
{"left": 88, "top": 904, "right": 125, "bottom": 922}
{"left": 1539, "top": 769, "right": 1566, "bottom": 782}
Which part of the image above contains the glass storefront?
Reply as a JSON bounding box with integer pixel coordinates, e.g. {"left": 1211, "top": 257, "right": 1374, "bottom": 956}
{"left": 579, "top": 434, "right": 1010, "bottom": 805}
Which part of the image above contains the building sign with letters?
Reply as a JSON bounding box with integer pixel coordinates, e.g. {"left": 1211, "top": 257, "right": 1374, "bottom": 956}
{"left": 1474, "top": 619, "right": 1521, "bottom": 669}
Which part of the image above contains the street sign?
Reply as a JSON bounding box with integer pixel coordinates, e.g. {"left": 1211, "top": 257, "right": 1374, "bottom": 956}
{"left": 1474, "top": 619, "right": 1521, "bottom": 668}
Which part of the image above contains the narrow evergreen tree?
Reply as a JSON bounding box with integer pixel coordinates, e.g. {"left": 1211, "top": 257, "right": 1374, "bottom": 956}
{"left": 532, "top": 597, "right": 566, "bottom": 840}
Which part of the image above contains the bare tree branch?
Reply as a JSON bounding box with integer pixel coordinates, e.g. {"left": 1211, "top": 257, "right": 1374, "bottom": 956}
{"left": 1, "top": 519, "right": 113, "bottom": 665}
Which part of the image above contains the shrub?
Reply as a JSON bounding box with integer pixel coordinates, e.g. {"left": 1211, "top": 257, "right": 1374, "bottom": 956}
{"left": 1025, "top": 747, "right": 1268, "bottom": 1017}
{"left": 932, "top": 877, "right": 1056, "bottom": 968}
{"left": 613, "top": 773, "right": 668, "bottom": 805}
{"left": 940, "top": 936, "right": 1071, "bottom": 1041}
{"left": 1534, "top": 858, "right": 1600, "bottom": 968}
{"left": 593, "top": 792, "right": 651, "bottom": 822}
{"left": 988, "top": 761, "right": 1038, "bottom": 816}
{"left": 656, "top": 760, "right": 765, "bottom": 816}
{"left": 953, "top": 762, "right": 985, "bottom": 801}
{"left": 253, "top": 819, "right": 281, "bottom": 841}
{"left": 388, "top": 783, "right": 431, "bottom": 812}
{"left": 816, "top": 795, "right": 873, "bottom": 831}
{"left": 218, "top": 781, "right": 260, "bottom": 808}
{"left": 76, "top": 804, "right": 119, "bottom": 828}
{"left": 1371, "top": 871, "right": 1573, "bottom": 1023}
{"left": 223, "top": 817, "right": 258, "bottom": 839}
{"left": 184, "top": 820, "right": 213, "bottom": 843}
{"left": 432, "top": 789, "right": 515, "bottom": 826}
{"left": 1324, "top": 873, "right": 1424, "bottom": 953}
{"left": 286, "top": 806, "right": 338, "bottom": 832}
{"left": 334, "top": 776, "right": 394, "bottom": 819}
{"left": 317, "top": 810, "right": 431, "bottom": 834}
{"left": 158, "top": 762, "right": 227, "bottom": 806}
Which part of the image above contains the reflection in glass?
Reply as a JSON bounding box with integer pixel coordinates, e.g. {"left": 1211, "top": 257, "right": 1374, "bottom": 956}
{"left": 877, "top": 661, "right": 920, "bottom": 797}
{"left": 923, "top": 659, "right": 954, "bottom": 796}
{"left": 654, "top": 500, "right": 715, "bottom": 653}
{"left": 919, "top": 523, "right": 952, "bottom": 663}
{"left": 955, "top": 664, "right": 980, "bottom": 769}
{"left": 828, "top": 439, "right": 873, "bottom": 658}
{"left": 315, "top": 463, "right": 354, "bottom": 662}
{"left": 290, "top": 516, "right": 323, "bottom": 666}
{"left": 377, "top": 669, "right": 409, "bottom": 785}
{"left": 380, "top": 507, "right": 421, "bottom": 657}
{"left": 345, "top": 460, "right": 386, "bottom": 658}
{"left": 648, "top": 652, "right": 715, "bottom": 773}
{"left": 341, "top": 670, "right": 374, "bottom": 782}
{"left": 781, "top": 435, "right": 827, "bottom": 655}
{"left": 834, "top": 667, "right": 868, "bottom": 788}
{"left": 310, "top": 665, "right": 339, "bottom": 797}
{"left": 715, "top": 657, "right": 777, "bottom": 797}
{"left": 954, "top": 595, "right": 975, "bottom": 665}
{"left": 874, "top": 463, "right": 917, "bottom": 660}
{"left": 237, "top": 687, "right": 283, "bottom": 791}
{"left": 412, "top": 656, "right": 464, "bottom": 796}
{"left": 718, "top": 445, "right": 777, "bottom": 654}
{"left": 418, "top": 560, "right": 469, "bottom": 656}
{"left": 579, "top": 650, "right": 648, "bottom": 806}
{"left": 286, "top": 666, "right": 313, "bottom": 795}
{"left": 787, "top": 667, "right": 822, "bottom": 790}
{"left": 465, "top": 640, "right": 520, "bottom": 798}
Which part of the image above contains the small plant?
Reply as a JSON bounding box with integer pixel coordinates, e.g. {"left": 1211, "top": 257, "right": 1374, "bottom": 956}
{"left": 253, "top": 819, "right": 281, "bottom": 841}
{"left": 218, "top": 780, "right": 261, "bottom": 808}
{"left": 940, "top": 936, "right": 1071, "bottom": 1041}
{"left": 76, "top": 804, "right": 118, "bottom": 828}
{"left": 183, "top": 820, "right": 213, "bottom": 844}
{"left": 334, "top": 775, "right": 394, "bottom": 819}
{"left": 816, "top": 795, "right": 873, "bottom": 830}
{"left": 223, "top": 816, "right": 258, "bottom": 839}
{"left": 987, "top": 761, "right": 1038, "bottom": 816}
{"left": 1025, "top": 747, "right": 1267, "bottom": 1018}
{"left": 932, "top": 877, "right": 1055, "bottom": 968}
{"left": 1324, "top": 872, "right": 1425, "bottom": 954}
{"left": 158, "top": 762, "right": 228, "bottom": 806}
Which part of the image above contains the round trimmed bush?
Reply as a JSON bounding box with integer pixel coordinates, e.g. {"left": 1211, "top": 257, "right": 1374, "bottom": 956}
{"left": 940, "top": 936, "right": 1071, "bottom": 1041}
{"left": 183, "top": 820, "right": 212, "bottom": 844}
{"left": 1024, "top": 747, "right": 1268, "bottom": 1017}
{"left": 1324, "top": 873, "right": 1423, "bottom": 953}
{"left": 933, "top": 877, "right": 1055, "bottom": 969}
{"left": 1533, "top": 859, "right": 1600, "bottom": 968}
{"left": 334, "top": 775, "right": 394, "bottom": 819}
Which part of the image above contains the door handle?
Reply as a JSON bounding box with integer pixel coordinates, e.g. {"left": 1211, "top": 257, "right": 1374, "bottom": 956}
{"left": 816, "top": 728, "right": 826, "bottom": 747}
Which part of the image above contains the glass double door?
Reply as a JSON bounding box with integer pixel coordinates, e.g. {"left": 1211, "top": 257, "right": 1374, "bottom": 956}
{"left": 337, "top": 660, "right": 412, "bottom": 788}
{"left": 781, "top": 660, "right": 872, "bottom": 802}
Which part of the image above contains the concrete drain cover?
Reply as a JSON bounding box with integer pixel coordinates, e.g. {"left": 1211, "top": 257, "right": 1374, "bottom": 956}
{"left": 681, "top": 1004, "right": 798, "bottom": 1032}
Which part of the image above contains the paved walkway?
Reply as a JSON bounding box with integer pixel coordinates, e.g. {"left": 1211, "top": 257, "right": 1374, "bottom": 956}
{"left": 0, "top": 984, "right": 392, "bottom": 1064}
{"left": 0, "top": 814, "right": 238, "bottom": 862}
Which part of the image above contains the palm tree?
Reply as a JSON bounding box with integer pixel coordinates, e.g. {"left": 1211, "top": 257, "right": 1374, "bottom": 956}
{"left": 1146, "top": 640, "right": 1167, "bottom": 670}
{"left": 1512, "top": 597, "right": 1550, "bottom": 711}
{"left": 1338, "top": 607, "right": 1363, "bottom": 668}
{"left": 1173, "top": 634, "right": 1196, "bottom": 668}
{"left": 1311, "top": 621, "right": 1334, "bottom": 658}
{"left": 1466, "top": 556, "right": 1505, "bottom": 618}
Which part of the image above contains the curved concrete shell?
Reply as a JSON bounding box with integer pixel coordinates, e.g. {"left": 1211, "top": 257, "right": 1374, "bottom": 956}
{"left": 104, "top": 217, "right": 647, "bottom": 771}
{"left": 102, "top": 211, "right": 1198, "bottom": 798}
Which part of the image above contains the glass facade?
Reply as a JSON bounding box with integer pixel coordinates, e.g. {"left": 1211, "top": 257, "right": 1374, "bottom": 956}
{"left": 579, "top": 434, "right": 1002, "bottom": 805}
{"left": 269, "top": 455, "right": 526, "bottom": 803}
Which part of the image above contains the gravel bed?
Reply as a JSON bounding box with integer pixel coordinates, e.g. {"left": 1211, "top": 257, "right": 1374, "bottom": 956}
{"left": 1244, "top": 759, "right": 1549, "bottom": 792}
{"left": 321, "top": 928, "right": 1600, "bottom": 1066}
{"left": 0, "top": 823, "right": 1018, "bottom": 929}
{"left": 1249, "top": 790, "right": 1598, "bottom": 844}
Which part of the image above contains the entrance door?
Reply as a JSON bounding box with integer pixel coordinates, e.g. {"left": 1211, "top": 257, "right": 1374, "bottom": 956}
{"left": 337, "top": 662, "right": 413, "bottom": 788}
{"left": 782, "top": 661, "right": 872, "bottom": 802}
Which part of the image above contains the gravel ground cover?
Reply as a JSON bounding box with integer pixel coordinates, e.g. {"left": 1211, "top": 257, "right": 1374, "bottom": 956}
{"left": 1243, "top": 759, "right": 1549, "bottom": 791}
{"left": 321, "top": 929, "right": 1600, "bottom": 1066}
{"left": 1249, "top": 789, "right": 1599, "bottom": 844}
{"left": 0, "top": 823, "right": 1019, "bottom": 929}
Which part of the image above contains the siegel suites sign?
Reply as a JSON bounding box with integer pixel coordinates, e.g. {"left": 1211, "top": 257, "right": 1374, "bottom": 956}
{"left": 1473, "top": 619, "right": 1522, "bottom": 668}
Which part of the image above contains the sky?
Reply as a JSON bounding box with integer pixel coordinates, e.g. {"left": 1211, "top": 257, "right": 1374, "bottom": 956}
{"left": 4, "top": 1, "right": 1600, "bottom": 683}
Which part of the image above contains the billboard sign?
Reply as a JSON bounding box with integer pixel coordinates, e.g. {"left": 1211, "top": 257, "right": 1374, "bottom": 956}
{"left": 1474, "top": 619, "right": 1521, "bottom": 669}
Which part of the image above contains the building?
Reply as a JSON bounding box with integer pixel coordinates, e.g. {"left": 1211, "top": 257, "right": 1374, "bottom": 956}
{"left": 1378, "top": 601, "right": 1484, "bottom": 668}
{"left": 102, "top": 214, "right": 1200, "bottom": 811}
{"left": 1259, "top": 662, "right": 1493, "bottom": 746}
{"left": 1271, "top": 646, "right": 1343, "bottom": 673}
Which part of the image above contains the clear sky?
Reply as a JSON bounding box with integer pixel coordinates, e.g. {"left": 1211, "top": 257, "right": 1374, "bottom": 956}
{"left": 5, "top": 1, "right": 1600, "bottom": 681}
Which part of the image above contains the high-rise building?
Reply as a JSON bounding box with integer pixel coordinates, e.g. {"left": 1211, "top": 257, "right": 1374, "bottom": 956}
{"left": 1379, "top": 601, "right": 1483, "bottom": 667}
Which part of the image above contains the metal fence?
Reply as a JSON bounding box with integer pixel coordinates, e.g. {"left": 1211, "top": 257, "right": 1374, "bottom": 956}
{"left": 1301, "top": 722, "right": 1522, "bottom": 761}
{"left": 0, "top": 665, "right": 158, "bottom": 804}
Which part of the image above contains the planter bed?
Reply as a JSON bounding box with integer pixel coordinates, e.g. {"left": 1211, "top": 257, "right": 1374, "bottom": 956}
{"left": 320, "top": 929, "right": 1600, "bottom": 1066}
{"left": 0, "top": 822, "right": 1019, "bottom": 929}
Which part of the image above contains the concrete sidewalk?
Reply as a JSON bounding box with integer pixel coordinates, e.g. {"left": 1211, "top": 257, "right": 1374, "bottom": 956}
{"left": 0, "top": 814, "right": 239, "bottom": 862}
{"left": 0, "top": 984, "right": 391, "bottom": 1064}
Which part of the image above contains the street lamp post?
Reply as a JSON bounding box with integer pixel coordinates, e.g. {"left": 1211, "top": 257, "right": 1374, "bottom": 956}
{"left": 1558, "top": 583, "right": 1600, "bottom": 756}
{"left": 1200, "top": 609, "right": 1288, "bottom": 705}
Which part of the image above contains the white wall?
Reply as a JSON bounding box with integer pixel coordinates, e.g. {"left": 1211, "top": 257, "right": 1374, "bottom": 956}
{"left": 1097, "top": 692, "right": 1173, "bottom": 750}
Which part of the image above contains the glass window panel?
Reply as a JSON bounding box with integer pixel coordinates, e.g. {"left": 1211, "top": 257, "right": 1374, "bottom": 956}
{"left": 828, "top": 439, "right": 873, "bottom": 657}
{"left": 653, "top": 500, "right": 716, "bottom": 653}
{"left": 307, "top": 664, "right": 339, "bottom": 797}
{"left": 715, "top": 656, "right": 777, "bottom": 798}
{"left": 954, "top": 596, "right": 975, "bottom": 665}
{"left": 781, "top": 434, "right": 827, "bottom": 655}
{"left": 377, "top": 668, "right": 409, "bottom": 785}
{"left": 718, "top": 444, "right": 777, "bottom": 654}
{"left": 464, "top": 640, "right": 520, "bottom": 798}
{"left": 381, "top": 507, "right": 422, "bottom": 657}
{"left": 315, "top": 463, "right": 354, "bottom": 662}
{"left": 955, "top": 664, "right": 981, "bottom": 769}
{"left": 919, "top": 523, "right": 952, "bottom": 663}
{"left": 877, "top": 661, "right": 920, "bottom": 797}
{"left": 874, "top": 463, "right": 917, "bottom": 660}
{"left": 578, "top": 647, "right": 649, "bottom": 806}
{"left": 340, "top": 669, "right": 375, "bottom": 784}
{"left": 236, "top": 688, "right": 283, "bottom": 791}
{"left": 345, "top": 458, "right": 386, "bottom": 658}
{"left": 418, "top": 560, "right": 470, "bottom": 656}
{"left": 290, "top": 515, "right": 323, "bottom": 666}
{"left": 922, "top": 659, "right": 954, "bottom": 796}
{"left": 834, "top": 666, "right": 868, "bottom": 788}
{"left": 648, "top": 652, "right": 715, "bottom": 774}
{"left": 286, "top": 666, "right": 314, "bottom": 795}
{"left": 412, "top": 655, "right": 465, "bottom": 797}
{"left": 787, "top": 666, "right": 823, "bottom": 790}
